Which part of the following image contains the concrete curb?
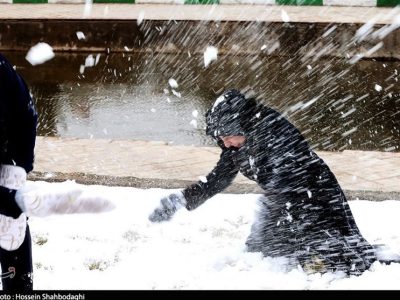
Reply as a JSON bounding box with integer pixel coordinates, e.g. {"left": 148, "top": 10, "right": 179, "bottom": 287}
{"left": 30, "top": 137, "right": 400, "bottom": 201}
{"left": 28, "top": 171, "right": 400, "bottom": 201}
{"left": 1, "top": 0, "right": 399, "bottom": 6}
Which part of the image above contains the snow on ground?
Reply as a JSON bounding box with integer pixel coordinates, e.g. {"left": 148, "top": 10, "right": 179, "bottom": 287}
{"left": 14, "top": 181, "right": 400, "bottom": 290}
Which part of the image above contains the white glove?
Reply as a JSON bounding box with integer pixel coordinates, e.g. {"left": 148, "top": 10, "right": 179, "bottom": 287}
{"left": 0, "top": 164, "right": 27, "bottom": 251}
{"left": 0, "top": 213, "right": 27, "bottom": 251}
{"left": 0, "top": 164, "right": 27, "bottom": 190}
{"left": 149, "top": 191, "right": 186, "bottom": 222}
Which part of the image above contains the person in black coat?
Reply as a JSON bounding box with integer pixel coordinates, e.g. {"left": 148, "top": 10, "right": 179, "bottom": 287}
{"left": 149, "top": 89, "right": 377, "bottom": 275}
{"left": 0, "top": 53, "right": 37, "bottom": 291}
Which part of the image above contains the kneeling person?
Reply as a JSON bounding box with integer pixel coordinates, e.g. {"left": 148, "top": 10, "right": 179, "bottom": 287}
{"left": 149, "top": 89, "right": 377, "bottom": 275}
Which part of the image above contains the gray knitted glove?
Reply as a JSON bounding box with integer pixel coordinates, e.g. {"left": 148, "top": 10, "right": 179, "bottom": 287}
{"left": 149, "top": 191, "right": 186, "bottom": 222}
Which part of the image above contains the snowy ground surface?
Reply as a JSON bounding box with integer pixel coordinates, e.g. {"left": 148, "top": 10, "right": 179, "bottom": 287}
{"left": 12, "top": 181, "right": 400, "bottom": 290}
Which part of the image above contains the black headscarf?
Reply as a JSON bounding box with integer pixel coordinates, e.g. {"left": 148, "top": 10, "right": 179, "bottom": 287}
{"left": 205, "top": 89, "right": 258, "bottom": 138}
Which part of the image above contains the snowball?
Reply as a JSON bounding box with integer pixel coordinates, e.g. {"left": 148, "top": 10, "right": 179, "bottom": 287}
{"left": 25, "top": 43, "right": 55, "bottom": 66}
{"left": 204, "top": 46, "right": 218, "bottom": 68}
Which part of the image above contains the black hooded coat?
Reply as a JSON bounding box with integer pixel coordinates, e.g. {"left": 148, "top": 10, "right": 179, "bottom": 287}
{"left": 182, "top": 90, "right": 377, "bottom": 275}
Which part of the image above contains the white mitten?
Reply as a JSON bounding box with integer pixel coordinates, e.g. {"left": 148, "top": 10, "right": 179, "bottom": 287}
{"left": 0, "top": 213, "right": 27, "bottom": 251}
{"left": 0, "top": 164, "right": 27, "bottom": 250}
{"left": 0, "top": 164, "right": 27, "bottom": 190}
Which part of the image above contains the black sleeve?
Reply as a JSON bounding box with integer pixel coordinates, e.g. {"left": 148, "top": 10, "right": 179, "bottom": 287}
{"left": 183, "top": 148, "right": 239, "bottom": 211}
{"left": 0, "top": 54, "right": 38, "bottom": 173}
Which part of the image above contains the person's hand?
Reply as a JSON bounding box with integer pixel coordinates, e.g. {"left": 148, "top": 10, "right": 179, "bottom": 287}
{"left": 149, "top": 191, "right": 186, "bottom": 223}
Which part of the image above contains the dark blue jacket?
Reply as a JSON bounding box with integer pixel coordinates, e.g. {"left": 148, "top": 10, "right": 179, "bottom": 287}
{"left": 0, "top": 53, "right": 37, "bottom": 173}
{"left": 0, "top": 53, "right": 37, "bottom": 218}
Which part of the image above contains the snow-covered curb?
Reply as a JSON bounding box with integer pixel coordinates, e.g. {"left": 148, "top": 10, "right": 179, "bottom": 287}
{"left": 0, "top": 1, "right": 397, "bottom": 7}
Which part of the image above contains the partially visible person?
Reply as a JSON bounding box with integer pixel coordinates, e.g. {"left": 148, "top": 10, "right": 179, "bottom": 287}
{"left": 149, "top": 89, "right": 378, "bottom": 276}
{"left": 0, "top": 53, "right": 115, "bottom": 291}
{"left": 0, "top": 52, "right": 37, "bottom": 291}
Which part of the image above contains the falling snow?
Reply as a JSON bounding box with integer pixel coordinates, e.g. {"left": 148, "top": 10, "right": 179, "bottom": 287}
{"left": 76, "top": 32, "right": 86, "bottom": 40}
{"left": 204, "top": 46, "right": 218, "bottom": 68}
{"left": 169, "top": 78, "right": 179, "bottom": 89}
{"left": 281, "top": 10, "right": 290, "bottom": 23}
{"left": 4, "top": 4, "right": 400, "bottom": 290}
